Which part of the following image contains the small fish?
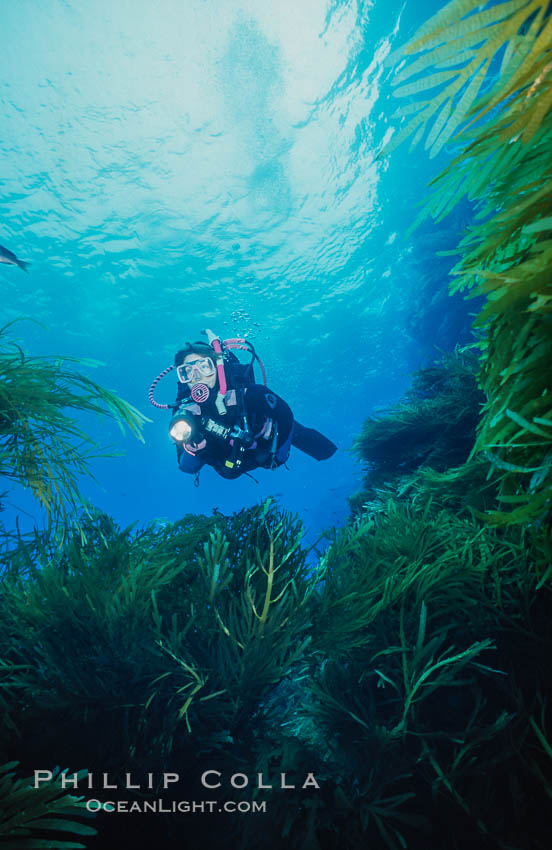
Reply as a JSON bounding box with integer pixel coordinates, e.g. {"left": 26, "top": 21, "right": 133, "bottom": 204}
{"left": 0, "top": 244, "right": 29, "bottom": 272}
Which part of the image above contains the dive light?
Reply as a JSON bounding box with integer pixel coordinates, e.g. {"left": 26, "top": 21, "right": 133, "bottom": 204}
{"left": 169, "top": 405, "right": 253, "bottom": 448}
{"left": 169, "top": 408, "right": 198, "bottom": 443}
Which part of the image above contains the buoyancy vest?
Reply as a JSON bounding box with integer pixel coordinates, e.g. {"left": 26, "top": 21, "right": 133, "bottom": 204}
{"left": 176, "top": 378, "right": 293, "bottom": 479}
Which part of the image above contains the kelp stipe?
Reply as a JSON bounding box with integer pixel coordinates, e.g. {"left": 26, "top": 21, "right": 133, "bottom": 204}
{"left": 385, "top": 0, "right": 552, "bottom": 533}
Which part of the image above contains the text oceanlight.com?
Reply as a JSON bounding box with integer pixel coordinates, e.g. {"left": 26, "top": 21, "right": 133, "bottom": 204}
{"left": 33, "top": 770, "right": 322, "bottom": 816}
{"left": 86, "top": 799, "right": 267, "bottom": 814}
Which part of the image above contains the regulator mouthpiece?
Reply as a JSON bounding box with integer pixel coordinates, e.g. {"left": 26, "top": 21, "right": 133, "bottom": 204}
{"left": 191, "top": 383, "right": 210, "bottom": 403}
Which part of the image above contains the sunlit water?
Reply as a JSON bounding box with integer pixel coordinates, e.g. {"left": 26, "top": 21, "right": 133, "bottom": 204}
{"left": 1, "top": 0, "right": 475, "bottom": 546}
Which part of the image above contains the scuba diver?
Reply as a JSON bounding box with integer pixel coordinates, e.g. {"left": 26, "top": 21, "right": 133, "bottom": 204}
{"left": 148, "top": 329, "right": 337, "bottom": 481}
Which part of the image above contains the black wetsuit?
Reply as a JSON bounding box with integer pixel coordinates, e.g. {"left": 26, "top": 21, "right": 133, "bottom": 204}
{"left": 176, "top": 383, "right": 295, "bottom": 479}
{"left": 174, "top": 364, "right": 337, "bottom": 479}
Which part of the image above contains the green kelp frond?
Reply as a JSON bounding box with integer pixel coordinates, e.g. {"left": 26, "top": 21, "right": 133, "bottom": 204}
{"left": 386, "top": 0, "right": 552, "bottom": 533}
{"left": 180, "top": 501, "right": 316, "bottom": 733}
{"left": 310, "top": 492, "right": 547, "bottom": 661}
{"left": 0, "top": 324, "right": 149, "bottom": 530}
{"left": 0, "top": 762, "right": 96, "bottom": 849}
{"left": 2, "top": 496, "right": 552, "bottom": 849}
{"left": 240, "top": 736, "right": 335, "bottom": 850}
{"left": 0, "top": 510, "right": 213, "bottom": 766}
{"left": 440, "top": 110, "right": 552, "bottom": 527}
{"left": 386, "top": 0, "right": 551, "bottom": 159}
{"left": 0, "top": 513, "right": 193, "bottom": 720}
{"left": 0, "top": 502, "right": 316, "bottom": 770}
{"left": 351, "top": 348, "right": 484, "bottom": 505}
{"left": 253, "top": 494, "right": 551, "bottom": 850}
{"left": 301, "top": 499, "right": 550, "bottom": 847}
{"left": 448, "top": 142, "right": 552, "bottom": 527}
{"left": 310, "top": 500, "right": 479, "bottom": 656}
{"left": 399, "top": 457, "right": 501, "bottom": 516}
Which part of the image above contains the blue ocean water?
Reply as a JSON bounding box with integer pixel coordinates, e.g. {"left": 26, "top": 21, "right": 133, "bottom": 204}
{"left": 1, "top": 0, "right": 476, "bottom": 547}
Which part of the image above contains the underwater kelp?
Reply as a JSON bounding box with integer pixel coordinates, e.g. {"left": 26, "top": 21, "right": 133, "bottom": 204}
{"left": 386, "top": 0, "right": 551, "bottom": 159}
{"left": 0, "top": 322, "right": 148, "bottom": 531}
{"left": 350, "top": 348, "right": 486, "bottom": 510}
{"left": 0, "top": 500, "right": 325, "bottom": 849}
{"left": 452, "top": 145, "right": 552, "bottom": 530}
{"left": 386, "top": 0, "right": 552, "bottom": 530}
{"left": 0, "top": 501, "right": 315, "bottom": 777}
{"left": 400, "top": 456, "right": 501, "bottom": 516}
{"left": 0, "top": 762, "right": 96, "bottom": 850}
{"left": 2, "top": 494, "right": 551, "bottom": 849}
{"left": 247, "top": 499, "right": 552, "bottom": 850}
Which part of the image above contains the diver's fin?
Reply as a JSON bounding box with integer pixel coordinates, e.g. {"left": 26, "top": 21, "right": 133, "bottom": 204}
{"left": 291, "top": 421, "right": 337, "bottom": 461}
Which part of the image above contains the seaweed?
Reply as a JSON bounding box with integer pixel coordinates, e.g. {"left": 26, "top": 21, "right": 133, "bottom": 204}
{"left": 385, "top": 0, "right": 551, "bottom": 159}
{"left": 0, "top": 762, "right": 96, "bottom": 850}
{"left": 0, "top": 501, "right": 315, "bottom": 770}
{"left": 1, "top": 4, "right": 551, "bottom": 836}
{"left": 0, "top": 323, "right": 148, "bottom": 532}
{"left": 1, "top": 490, "right": 551, "bottom": 849}
{"left": 350, "top": 348, "right": 488, "bottom": 511}
{"left": 385, "top": 0, "right": 552, "bottom": 530}
{"left": 242, "top": 498, "right": 552, "bottom": 850}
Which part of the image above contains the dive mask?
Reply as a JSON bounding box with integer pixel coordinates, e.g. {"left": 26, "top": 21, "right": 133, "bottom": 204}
{"left": 176, "top": 356, "right": 216, "bottom": 384}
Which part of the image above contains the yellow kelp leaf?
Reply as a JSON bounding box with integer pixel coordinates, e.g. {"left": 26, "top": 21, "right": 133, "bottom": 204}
{"left": 426, "top": 99, "right": 453, "bottom": 152}
{"left": 392, "top": 28, "right": 491, "bottom": 84}
{"left": 435, "top": 52, "right": 479, "bottom": 71}
{"left": 432, "top": 59, "right": 490, "bottom": 154}
{"left": 393, "top": 0, "right": 549, "bottom": 154}
{"left": 407, "top": 0, "right": 534, "bottom": 56}
{"left": 480, "top": 13, "right": 548, "bottom": 96}
{"left": 505, "top": 24, "right": 551, "bottom": 88}
{"left": 484, "top": 450, "right": 544, "bottom": 473}
{"left": 506, "top": 341, "right": 552, "bottom": 378}
{"left": 496, "top": 493, "right": 537, "bottom": 503}
{"left": 391, "top": 100, "right": 430, "bottom": 118}
{"left": 499, "top": 34, "right": 520, "bottom": 76}
{"left": 401, "top": 0, "right": 482, "bottom": 50}
{"left": 512, "top": 16, "right": 552, "bottom": 85}
{"left": 410, "top": 122, "right": 426, "bottom": 149}
{"left": 394, "top": 69, "right": 460, "bottom": 98}
{"left": 494, "top": 180, "right": 552, "bottom": 222}
{"left": 483, "top": 492, "right": 549, "bottom": 525}
{"left": 381, "top": 102, "right": 436, "bottom": 156}
{"left": 386, "top": 0, "right": 552, "bottom": 533}
{"left": 500, "top": 94, "right": 551, "bottom": 143}
{"left": 464, "top": 27, "right": 551, "bottom": 133}
{"left": 466, "top": 5, "right": 546, "bottom": 80}
{"left": 528, "top": 293, "right": 552, "bottom": 311}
